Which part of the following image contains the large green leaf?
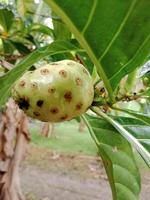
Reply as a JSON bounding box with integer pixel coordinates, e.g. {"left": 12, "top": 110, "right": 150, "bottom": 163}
{"left": 0, "top": 40, "right": 84, "bottom": 107}
{"left": 45, "top": 0, "right": 150, "bottom": 102}
{"left": 114, "top": 116, "right": 150, "bottom": 140}
{"left": 83, "top": 114, "right": 141, "bottom": 200}
{"left": 113, "top": 107, "right": 150, "bottom": 126}
{"left": 110, "top": 116, "right": 150, "bottom": 154}
{"left": 92, "top": 107, "right": 150, "bottom": 167}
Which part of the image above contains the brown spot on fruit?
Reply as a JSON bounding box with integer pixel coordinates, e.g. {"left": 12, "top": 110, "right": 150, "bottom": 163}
{"left": 19, "top": 80, "right": 26, "bottom": 87}
{"left": 18, "top": 97, "right": 29, "bottom": 110}
{"left": 51, "top": 62, "right": 59, "bottom": 65}
{"left": 83, "top": 68, "right": 88, "bottom": 75}
{"left": 33, "top": 111, "right": 40, "bottom": 116}
{"left": 64, "top": 91, "right": 72, "bottom": 102}
{"left": 36, "top": 100, "right": 44, "bottom": 107}
{"left": 76, "top": 77, "right": 82, "bottom": 86}
{"left": 76, "top": 102, "right": 83, "bottom": 110}
{"left": 50, "top": 107, "right": 59, "bottom": 114}
{"left": 67, "top": 62, "right": 75, "bottom": 66}
{"left": 60, "top": 115, "right": 68, "bottom": 120}
{"left": 31, "top": 82, "right": 38, "bottom": 88}
{"left": 48, "top": 87, "right": 56, "bottom": 93}
{"left": 40, "top": 68, "right": 50, "bottom": 75}
{"left": 59, "top": 70, "right": 67, "bottom": 78}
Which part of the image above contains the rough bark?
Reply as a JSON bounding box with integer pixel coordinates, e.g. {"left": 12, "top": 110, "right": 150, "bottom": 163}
{"left": 0, "top": 99, "right": 30, "bottom": 200}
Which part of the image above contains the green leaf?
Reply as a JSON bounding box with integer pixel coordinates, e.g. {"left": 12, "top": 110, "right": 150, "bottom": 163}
{"left": 112, "top": 116, "right": 150, "bottom": 152}
{"left": 140, "top": 140, "right": 150, "bottom": 153}
{"left": 0, "top": 40, "right": 84, "bottom": 107}
{"left": 50, "top": 52, "right": 74, "bottom": 62}
{"left": 142, "top": 71, "right": 150, "bottom": 86}
{"left": 83, "top": 114, "right": 141, "bottom": 200}
{"left": 92, "top": 107, "right": 150, "bottom": 167}
{"left": 2, "top": 39, "right": 15, "bottom": 53}
{"left": 16, "top": 0, "right": 35, "bottom": 18}
{"left": 52, "top": 13, "right": 71, "bottom": 40}
{"left": 114, "top": 116, "right": 150, "bottom": 139}
{"left": 45, "top": 0, "right": 150, "bottom": 102}
{"left": 139, "top": 87, "right": 150, "bottom": 99}
{"left": 113, "top": 107, "right": 150, "bottom": 126}
{"left": 0, "top": 8, "right": 14, "bottom": 32}
{"left": 10, "top": 41, "right": 31, "bottom": 54}
{"left": 28, "top": 23, "right": 54, "bottom": 36}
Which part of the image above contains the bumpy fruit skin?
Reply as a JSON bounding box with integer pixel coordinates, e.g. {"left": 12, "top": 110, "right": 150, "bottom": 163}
{"left": 11, "top": 60, "right": 94, "bottom": 122}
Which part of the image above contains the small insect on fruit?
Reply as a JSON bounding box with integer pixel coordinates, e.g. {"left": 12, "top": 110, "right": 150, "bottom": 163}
{"left": 11, "top": 60, "right": 94, "bottom": 122}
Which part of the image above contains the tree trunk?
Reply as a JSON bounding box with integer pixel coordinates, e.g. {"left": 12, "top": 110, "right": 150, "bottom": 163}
{"left": 41, "top": 123, "right": 54, "bottom": 138}
{"left": 0, "top": 99, "right": 30, "bottom": 200}
{"left": 78, "top": 119, "right": 85, "bottom": 132}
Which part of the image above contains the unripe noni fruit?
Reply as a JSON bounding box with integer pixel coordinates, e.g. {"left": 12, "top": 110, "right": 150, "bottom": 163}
{"left": 11, "top": 60, "right": 94, "bottom": 122}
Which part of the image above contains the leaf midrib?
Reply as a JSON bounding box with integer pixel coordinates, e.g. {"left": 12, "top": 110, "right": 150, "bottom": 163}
{"left": 46, "top": 0, "right": 115, "bottom": 102}
{"left": 81, "top": 0, "right": 98, "bottom": 34}
{"left": 109, "top": 34, "right": 150, "bottom": 82}
{"left": 84, "top": 115, "right": 140, "bottom": 200}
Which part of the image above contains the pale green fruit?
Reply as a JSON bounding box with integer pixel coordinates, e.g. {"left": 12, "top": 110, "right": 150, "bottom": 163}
{"left": 11, "top": 60, "right": 94, "bottom": 122}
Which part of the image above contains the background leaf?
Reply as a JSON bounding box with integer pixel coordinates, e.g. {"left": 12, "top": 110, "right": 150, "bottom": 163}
{"left": 16, "top": 0, "right": 35, "bottom": 18}
{"left": 2, "top": 39, "right": 15, "bottom": 53}
{"left": 28, "top": 23, "right": 54, "bottom": 36}
{"left": 0, "top": 8, "right": 14, "bottom": 32}
{"left": 45, "top": 0, "right": 150, "bottom": 101}
{"left": 52, "top": 15, "right": 71, "bottom": 40}
{"left": 10, "top": 41, "right": 31, "bottom": 54}
{"left": 83, "top": 114, "right": 141, "bottom": 200}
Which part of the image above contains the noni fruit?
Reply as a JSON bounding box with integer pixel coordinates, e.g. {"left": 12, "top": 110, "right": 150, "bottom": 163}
{"left": 11, "top": 60, "right": 94, "bottom": 122}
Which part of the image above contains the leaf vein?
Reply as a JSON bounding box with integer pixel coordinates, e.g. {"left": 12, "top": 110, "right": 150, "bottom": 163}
{"left": 81, "top": 0, "right": 98, "bottom": 34}
{"left": 115, "top": 182, "right": 138, "bottom": 198}
{"left": 98, "top": 0, "right": 137, "bottom": 61}
{"left": 109, "top": 34, "right": 150, "bottom": 82}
